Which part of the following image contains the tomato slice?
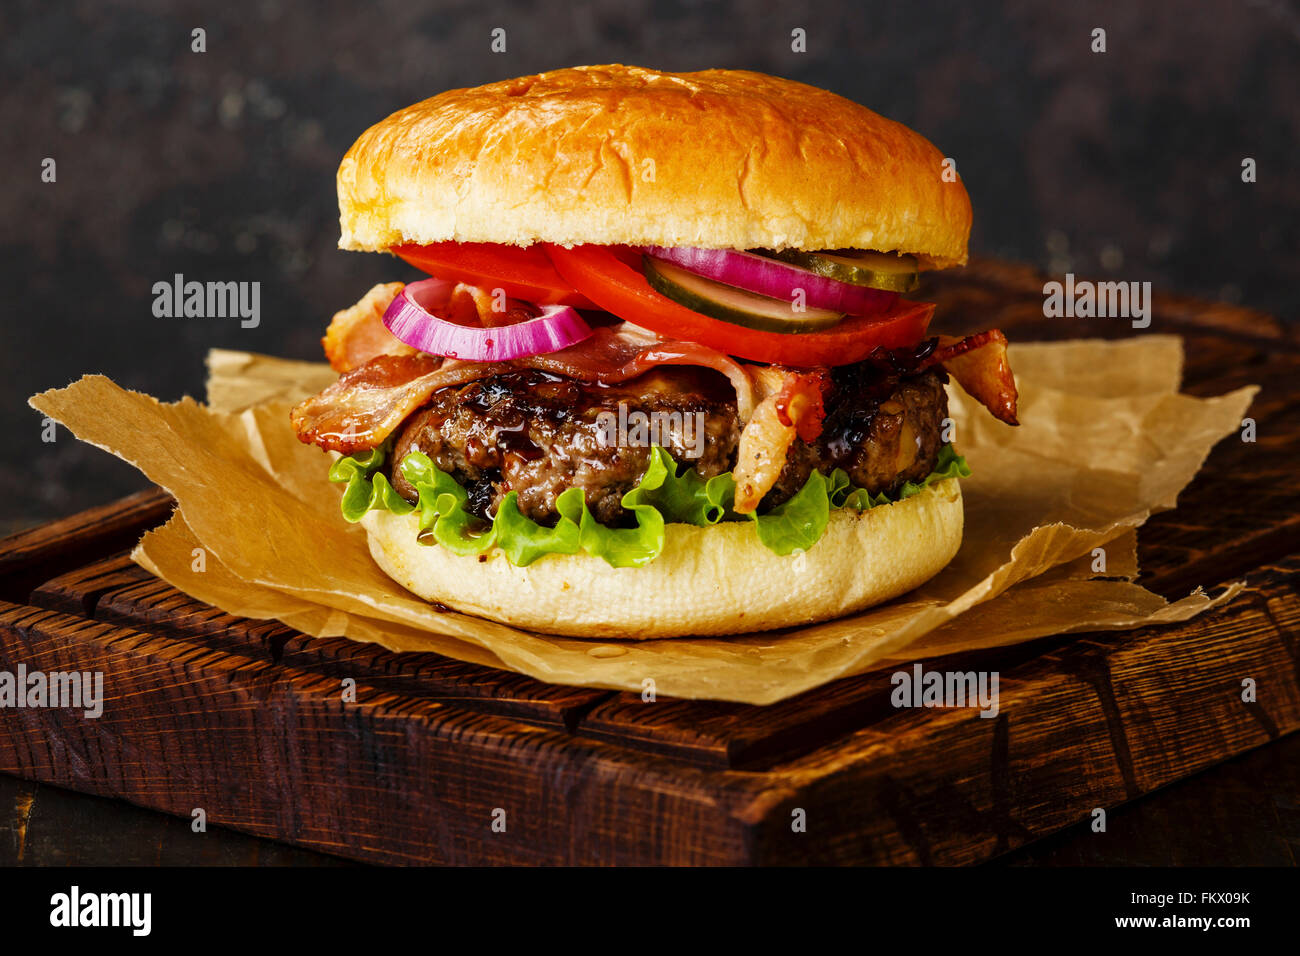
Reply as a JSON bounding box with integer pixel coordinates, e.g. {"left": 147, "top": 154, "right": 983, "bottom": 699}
{"left": 544, "top": 244, "right": 933, "bottom": 366}
{"left": 393, "top": 242, "right": 594, "bottom": 308}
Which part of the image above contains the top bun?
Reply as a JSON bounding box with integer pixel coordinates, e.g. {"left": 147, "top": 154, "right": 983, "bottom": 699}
{"left": 338, "top": 65, "right": 971, "bottom": 268}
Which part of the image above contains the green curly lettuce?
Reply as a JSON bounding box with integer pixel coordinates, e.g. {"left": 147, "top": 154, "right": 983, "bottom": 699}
{"left": 829, "top": 441, "right": 972, "bottom": 511}
{"left": 328, "top": 444, "right": 414, "bottom": 521}
{"left": 329, "top": 442, "right": 970, "bottom": 568}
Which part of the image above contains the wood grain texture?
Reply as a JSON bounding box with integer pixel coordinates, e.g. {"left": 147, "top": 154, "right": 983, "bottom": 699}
{"left": 0, "top": 489, "right": 171, "bottom": 604}
{"left": 0, "top": 774, "right": 347, "bottom": 866}
{"left": 0, "top": 555, "right": 1296, "bottom": 864}
{"left": 92, "top": 574, "right": 607, "bottom": 731}
{"left": 0, "top": 261, "right": 1297, "bottom": 865}
{"left": 742, "top": 558, "right": 1300, "bottom": 865}
{"left": 997, "top": 724, "right": 1300, "bottom": 866}
{"left": 31, "top": 552, "right": 153, "bottom": 617}
{"left": 0, "top": 600, "right": 763, "bottom": 865}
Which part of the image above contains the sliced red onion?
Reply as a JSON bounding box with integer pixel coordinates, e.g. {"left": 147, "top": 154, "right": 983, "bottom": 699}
{"left": 643, "top": 245, "right": 898, "bottom": 316}
{"left": 382, "top": 278, "right": 593, "bottom": 361}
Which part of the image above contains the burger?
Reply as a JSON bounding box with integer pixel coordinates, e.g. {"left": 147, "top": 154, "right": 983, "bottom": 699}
{"left": 290, "top": 65, "right": 1018, "bottom": 639}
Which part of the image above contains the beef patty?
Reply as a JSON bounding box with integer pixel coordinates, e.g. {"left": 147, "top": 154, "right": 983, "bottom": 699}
{"left": 389, "top": 357, "right": 949, "bottom": 526}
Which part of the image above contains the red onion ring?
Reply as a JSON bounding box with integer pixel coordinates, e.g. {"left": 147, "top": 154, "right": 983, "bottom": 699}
{"left": 382, "top": 278, "right": 592, "bottom": 361}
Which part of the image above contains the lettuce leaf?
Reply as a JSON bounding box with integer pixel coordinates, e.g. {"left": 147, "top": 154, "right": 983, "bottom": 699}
{"left": 897, "top": 441, "right": 972, "bottom": 499}
{"left": 398, "top": 451, "right": 664, "bottom": 568}
{"left": 622, "top": 445, "right": 735, "bottom": 526}
{"left": 398, "top": 451, "right": 499, "bottom": 557}
{"left": 831, "top": 441, "right": 972, "bottom": 511}
{"left": 328, "top": 444, "right": 414, "bottom": 522}
{"left": 330, "top": 441, "right": 969, "bottom": 568}
{"left": 751, "top": 469, "right": 832, "bottom": 556}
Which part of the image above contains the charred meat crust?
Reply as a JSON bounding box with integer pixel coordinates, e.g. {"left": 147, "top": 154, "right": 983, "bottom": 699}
{"left": 390, "top": 345, "right": 949, "bottom": 526}
{"left": 392, "top": 368, "right": 740, "bottom": 525}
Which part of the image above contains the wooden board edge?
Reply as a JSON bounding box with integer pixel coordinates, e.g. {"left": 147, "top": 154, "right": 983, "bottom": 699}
{"left": 0, "top": 488, "right": 172, "bottom": 603}
{"left": 0, "top": 599, "right": 769, "bottom": 865}
{"left": 730, "top": 557, "right": 1300, "bottom": 864}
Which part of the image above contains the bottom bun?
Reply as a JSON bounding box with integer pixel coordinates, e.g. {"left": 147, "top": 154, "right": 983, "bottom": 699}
{"left": 362, "top": 478, "right": 963, "bottom": 639}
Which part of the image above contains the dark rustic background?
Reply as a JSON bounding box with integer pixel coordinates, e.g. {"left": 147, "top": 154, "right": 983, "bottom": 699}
{"left": 3, "top": 0, "right": 1298, "bottom": 530}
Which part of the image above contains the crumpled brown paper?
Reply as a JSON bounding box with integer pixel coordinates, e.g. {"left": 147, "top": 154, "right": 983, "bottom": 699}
{"left": 30, "top": 336, "right": 1255, "bottom": 704}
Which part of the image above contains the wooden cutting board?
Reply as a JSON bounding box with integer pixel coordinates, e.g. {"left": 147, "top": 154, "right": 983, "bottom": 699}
{"left": 1, "top": 259, "right": 1297, "bottom": 866}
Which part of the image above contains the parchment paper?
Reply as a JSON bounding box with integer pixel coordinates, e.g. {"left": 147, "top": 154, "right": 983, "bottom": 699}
{"left": 30, "top": 336, "right": 1255, "bottom": 704}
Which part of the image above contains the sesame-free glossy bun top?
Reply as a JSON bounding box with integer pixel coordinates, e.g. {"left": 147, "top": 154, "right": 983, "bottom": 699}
{"left": 338, "top": 65, "right": 972, "bottom": 268}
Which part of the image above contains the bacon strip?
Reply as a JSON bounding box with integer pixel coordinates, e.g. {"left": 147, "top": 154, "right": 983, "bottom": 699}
{"left": 295, "top": 299, "right": 760, "bottom": 453}
{"left": 923, "top": 330, "right": 1019, "bottom": 425}
{"left": 529, "top": 329, "right": 757, "bottom": 421}
{"left": 732, "top": 368, "right": 829, "bottom": 514}
{"left": 323, "top": 281, "right": 543, "bottom": 373}
{"left": 301, "top": 285, "right": 1015, "bottom": 499}
{"left": 290, "top": 354, "right": 506, "bottom": 453}
{"left": 322, "top": 283, "right": 416, "bottom": 373}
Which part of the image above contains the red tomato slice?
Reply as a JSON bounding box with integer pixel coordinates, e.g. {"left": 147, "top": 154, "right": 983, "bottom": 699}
{"left": 393, "top": 242, "right": 594, "bottom": 308}
{"left": 544, "top": 244, "right": 933, "bottom": 366}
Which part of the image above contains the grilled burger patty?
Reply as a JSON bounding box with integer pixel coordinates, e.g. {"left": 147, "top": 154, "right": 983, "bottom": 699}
{"left": 389, "top": 360, "right": 949, "bottom": 526}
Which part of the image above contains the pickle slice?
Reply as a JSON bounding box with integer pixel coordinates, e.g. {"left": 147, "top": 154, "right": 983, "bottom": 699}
{"left": 768, "top": 249, "right": 920, "bottom": 293}
{"left": 643, "top": 257, "right": 845, "bottom": 333}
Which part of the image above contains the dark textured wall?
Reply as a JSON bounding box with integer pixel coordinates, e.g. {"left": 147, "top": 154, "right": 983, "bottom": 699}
{"left": 3, "top": 0, "right": 1297, "bottom": 529}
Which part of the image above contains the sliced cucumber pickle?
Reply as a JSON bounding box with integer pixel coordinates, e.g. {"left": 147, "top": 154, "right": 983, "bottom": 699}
{"left": 643, "top": 256, "right": 845, "bottom": 333}
{"left": 768, "top": 249, "right": 920, "bottom": 293}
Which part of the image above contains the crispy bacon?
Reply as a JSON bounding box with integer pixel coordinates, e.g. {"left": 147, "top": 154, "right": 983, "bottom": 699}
{"left": 294, "top": 305, "right": 760, "bottom": 453}
{"left": 443, "top": 283, "right": 542, "bottom": 328}
{"left": 923, "top": 330, "right": 1019, "bottom": 425}
{"left": 322, "top": 282, "right": 416, "bottom": 373}
{"left": 290, "top": 354, "right": 507, "bottom": 453}
{"left": 322, "top": 281, "right": 542, "bottom": 375}
{"left": 774, "top": 370, "right": 830, "bottom": 442}
{"left": 732, "top": 368, "right": 829, "bottom": 513}
{"left": 529, "top": 332, "right": 758, "bottom": 421}
{"left": 300, "top": 285, "right": 1017, "bottom": 494}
